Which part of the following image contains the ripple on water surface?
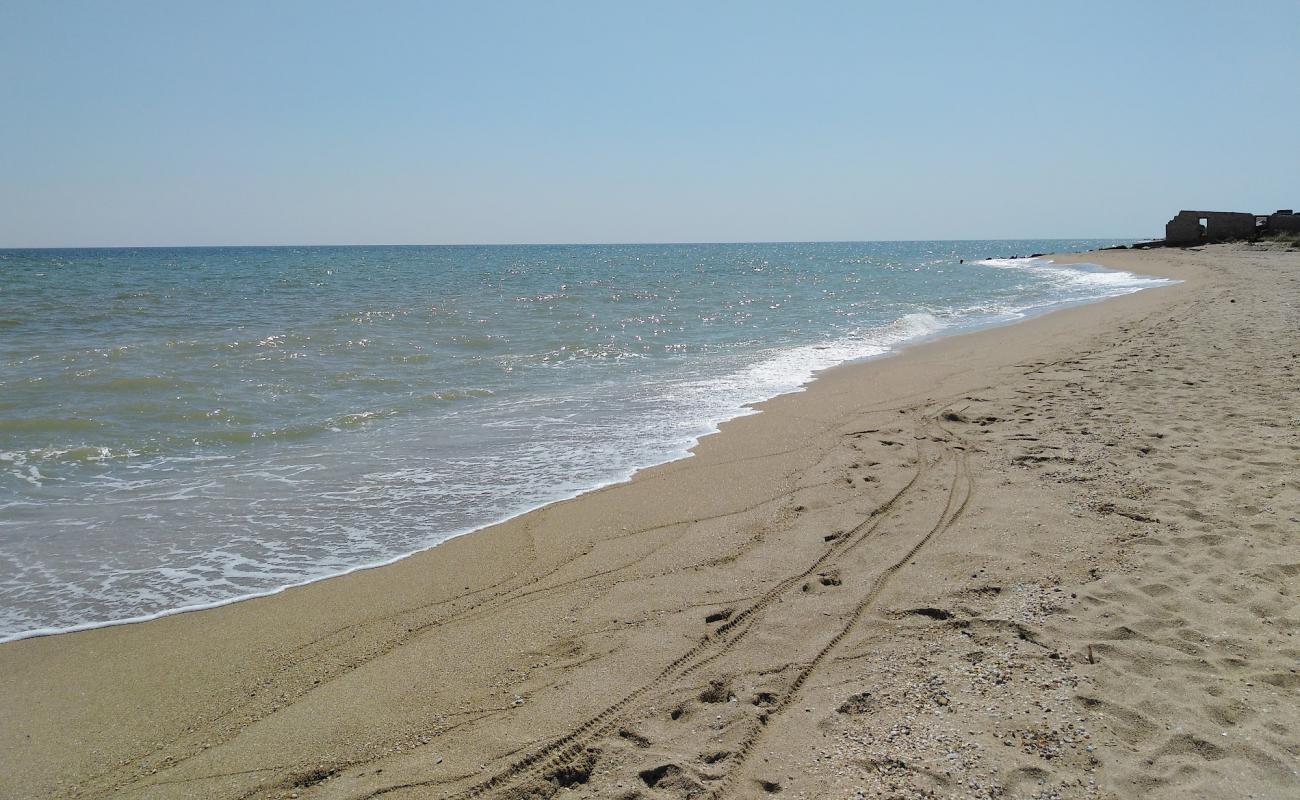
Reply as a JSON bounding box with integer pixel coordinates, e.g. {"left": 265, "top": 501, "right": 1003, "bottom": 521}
{"left": 0, "top": 241, "right": 1170, "bottom": 640}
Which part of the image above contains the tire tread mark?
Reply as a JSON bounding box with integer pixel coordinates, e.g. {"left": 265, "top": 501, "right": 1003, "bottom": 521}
{"left": 363, "top": 427, "right": 936, "bottom": 800}
{"left": 703, "top": 410, "right": 974, "bottom": 799}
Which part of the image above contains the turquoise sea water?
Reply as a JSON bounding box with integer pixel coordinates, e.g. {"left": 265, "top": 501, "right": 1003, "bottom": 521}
{"left": 0, "top": 240, "right": 1168, "bottom": 641}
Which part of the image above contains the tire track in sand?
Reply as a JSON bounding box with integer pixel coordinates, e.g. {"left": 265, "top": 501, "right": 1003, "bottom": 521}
{"left": 361, "top": 419, "right": 938, "bottom": 799}
{"left": 702, "top": 408, "right": 974, "bottom": 798}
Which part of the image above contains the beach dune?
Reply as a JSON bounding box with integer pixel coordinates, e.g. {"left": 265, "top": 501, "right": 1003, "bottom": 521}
{"left": 1, "top": 243, "right": 1297, "bottom": 799}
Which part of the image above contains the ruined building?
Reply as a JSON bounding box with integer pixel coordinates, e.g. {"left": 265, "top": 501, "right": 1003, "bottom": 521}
{"left": 1268, "top": 209, "right": 1300, "bottom": 234}
{"left": 1165, "top": 208, "right": 1300, "bottom": 245}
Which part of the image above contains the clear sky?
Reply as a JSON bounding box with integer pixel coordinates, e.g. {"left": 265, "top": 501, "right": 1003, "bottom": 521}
{"left": 2, "top": 1, "right": 1297, "bottom": 247}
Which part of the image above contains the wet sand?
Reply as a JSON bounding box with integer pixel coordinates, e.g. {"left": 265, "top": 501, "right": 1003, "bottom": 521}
{"left": 2, "top": 242, "right": 1297, "bottom": 800}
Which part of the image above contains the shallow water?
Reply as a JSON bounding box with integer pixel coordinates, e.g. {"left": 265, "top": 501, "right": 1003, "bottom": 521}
{"left": 0, "top": 240, "right": 1169, "bottom": 641}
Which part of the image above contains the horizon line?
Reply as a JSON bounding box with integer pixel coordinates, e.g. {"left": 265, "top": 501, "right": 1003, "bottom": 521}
{"left": 0, "top": 235, "right": 1150, "bottom": 251}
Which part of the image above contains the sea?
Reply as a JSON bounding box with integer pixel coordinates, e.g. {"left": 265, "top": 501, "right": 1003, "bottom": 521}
{"left": 0, "top": 240, "right": 1172, "bottom": 642}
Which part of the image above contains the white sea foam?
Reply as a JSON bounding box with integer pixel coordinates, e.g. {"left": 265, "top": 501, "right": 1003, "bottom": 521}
{"left": 0, "top": 309, "right": 964, "bottom": 643}
{"left": 975, "top": 257, "right": 1173, "bottom": 293}
{"left": 0, "top": 245, "right": 1177, "bottom": 644}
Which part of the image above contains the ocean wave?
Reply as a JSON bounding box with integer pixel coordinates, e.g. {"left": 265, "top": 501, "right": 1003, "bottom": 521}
{"left": 0, "top": 445, "right": 142, "bottom": 464}
{"left": 420, "top": 388, "right": 495, "bottom": 402}
{"left": 85, "top": 375, "right": 191, "bottom": 392}
{"left": 0, "top": 416, "right": 103, "bottom": 434}
{"left": 188, "top": 411, "right": 392, "bottom": 444}
{"left": 0, "top": 241, "right": 1169, "bottom": 643}
{"left": 974, "top": 257, "right": 1173, "bottom": 293}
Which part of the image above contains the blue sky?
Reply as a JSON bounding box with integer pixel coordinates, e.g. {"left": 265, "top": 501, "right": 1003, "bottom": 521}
{"left": 2, "top": 1, "right": 1297, "bottom": 246}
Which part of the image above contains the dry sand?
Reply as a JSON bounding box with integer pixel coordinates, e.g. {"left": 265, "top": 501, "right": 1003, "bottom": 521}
{"left": 1, "top": 243, "right": 1296, "bottom": 800}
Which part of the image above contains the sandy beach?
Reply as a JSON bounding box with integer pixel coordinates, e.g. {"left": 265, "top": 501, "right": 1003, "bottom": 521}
{"left": 2, "top": 242, "right": 1296, "bottom": 800}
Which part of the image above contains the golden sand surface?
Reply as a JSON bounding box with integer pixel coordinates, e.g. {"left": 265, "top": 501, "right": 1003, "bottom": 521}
{"left": 2, "top": 243, "right": 1296, "bottom": 800}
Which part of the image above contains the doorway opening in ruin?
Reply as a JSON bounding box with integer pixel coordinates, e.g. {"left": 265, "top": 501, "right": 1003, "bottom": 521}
{"left": 1198, "top": 217, "right": 1208, "bottom": 239}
